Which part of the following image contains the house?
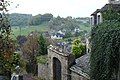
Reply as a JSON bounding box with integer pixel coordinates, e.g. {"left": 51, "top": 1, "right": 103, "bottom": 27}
{"left": 50, "top": 29, "right": 66, "bottom": 39}
{"left": 70, "top": 54, "right": 90, "bottom": 80}
{"left": 58, "top": 30, "right": 65, "bottom": 35}
{"left": 51, "top": 33, "right": 64, "bottom": 39}
{"left": 90, "top": 0, "right": 120, "bottom": 27}
{"left": 47, "top": 45, "right": 90, "bottom": 80}
{"left": 74, "top": 27, "right": 80, "bottom": 32}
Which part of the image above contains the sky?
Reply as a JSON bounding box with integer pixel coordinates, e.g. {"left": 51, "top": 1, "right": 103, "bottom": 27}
{"left": 8, "top": 0, "right": 108, "bottom": 17}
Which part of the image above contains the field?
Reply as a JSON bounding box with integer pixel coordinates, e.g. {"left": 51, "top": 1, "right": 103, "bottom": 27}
{"left": 79, "top": 24, "right": 91, "bottom": 32}
{"left": 11, "top": 22, "right": 91, "bottom": 37}
{"left": 11, "top": 22, "right": 49, "bottom": 37}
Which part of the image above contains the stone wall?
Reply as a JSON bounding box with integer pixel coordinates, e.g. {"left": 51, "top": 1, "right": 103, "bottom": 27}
{"left": 38, "top": 63, "right": 49, "bottom": 80}
{"left": 48, "top": 45, "right": 75, "bottom": 80}
{"left": 71, "top": 71, "right": 88, "bottom": 80}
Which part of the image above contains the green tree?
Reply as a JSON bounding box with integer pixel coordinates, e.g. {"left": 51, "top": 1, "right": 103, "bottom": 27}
{"left": 38, "top": 34, "right": 47, "bottom": 56}
{"left": 12, "top": 52, "right": 20, "bottom": 66}
{"left": 71, "top": 39, "right": 85, "bottom": 58}
{"left": 0, "top": 0, "right": 15, "bottom": 79}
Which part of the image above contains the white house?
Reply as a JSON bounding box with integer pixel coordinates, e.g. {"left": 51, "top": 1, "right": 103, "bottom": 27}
{"left": 51, "top": 33, "right": 64, "bottom": 39}
{"left": 74, "top": 27, "right": 80, "bottom": 32}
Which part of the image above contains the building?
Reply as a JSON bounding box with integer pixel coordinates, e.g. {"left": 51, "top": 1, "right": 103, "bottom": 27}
{"left": 47, "top": 45, "right": 90, "bottom": 80}
{"left": 70, "top": 54, "right": 90, "bottom": 80}
{"left": 90, "top": 0, "right": 120, "bottom": 80}
{"left": 51, "top": 33, "right": 64, "bottom": 39}
{"left": 90, "top": 0, "right": 120, "bottom": 27}
{"left": 74, "top": 27, "right": 80, "bottom": 32}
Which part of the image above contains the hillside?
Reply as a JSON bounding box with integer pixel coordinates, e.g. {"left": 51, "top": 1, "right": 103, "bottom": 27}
{"left": 10, "top": 13, "right": 91, "bottom": 37}
{"left": 12, "top": 22, "right": 49, "bottom": 37}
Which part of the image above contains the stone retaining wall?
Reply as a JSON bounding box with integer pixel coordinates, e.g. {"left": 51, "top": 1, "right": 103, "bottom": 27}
{"left": 38, "top": 63, "right": 49, "bottom": 80}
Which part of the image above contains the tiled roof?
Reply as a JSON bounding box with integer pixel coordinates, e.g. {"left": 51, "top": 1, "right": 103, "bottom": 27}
{"left": 91, "top": 9, "right": 100, "bottom": 16}
{"left": 91, "top": 4, "right": 120, "bottom": 15}
{"left": 70, "top": 54, "right": 90, "bottom": 79}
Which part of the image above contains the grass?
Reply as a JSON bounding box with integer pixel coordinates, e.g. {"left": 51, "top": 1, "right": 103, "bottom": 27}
{"left": 11, "top": 22, "right": 49, "bottom": 37}
{"left": 11, "top": 22, "right": 91, "bottom": 38}
{"left": 79, "top": 24, "right": 91, "bottom": 32}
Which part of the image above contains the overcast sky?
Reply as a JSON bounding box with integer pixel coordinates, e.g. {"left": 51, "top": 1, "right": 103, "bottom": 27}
{"left": 9, "top": 0, "right": 108, "bottom": 17}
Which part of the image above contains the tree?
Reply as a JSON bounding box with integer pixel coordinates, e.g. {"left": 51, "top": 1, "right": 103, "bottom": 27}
{"left": 0, "top": 0, "right": 15, "bottom": 79}
{"left": 38, "top": 34, "right": 47, "bottom": 56}
{"left": 64, "top": 31, "right": 72, "bottom": 38}
{"left": 21, "top": 32, "right": 39, "bottom": 63}
{"left": 71, "top": 39, "right": 85, "bottom": 58}
{"left": 12, "top": 52, "right": 20, "bottom": 66}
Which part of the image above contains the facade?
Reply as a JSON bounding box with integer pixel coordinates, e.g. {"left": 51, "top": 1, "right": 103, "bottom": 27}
{"left": 90, "top": 0, "right": 120, "bottom": 27}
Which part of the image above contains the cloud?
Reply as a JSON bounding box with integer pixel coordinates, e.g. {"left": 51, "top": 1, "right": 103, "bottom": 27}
{"left": 9, "top": 0, "right": 108, "bottom": 17}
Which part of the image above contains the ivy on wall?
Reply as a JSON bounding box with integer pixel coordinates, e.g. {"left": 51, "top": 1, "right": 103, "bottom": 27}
{"left": 90, "top": 7, "right": 120, "bottom": 80}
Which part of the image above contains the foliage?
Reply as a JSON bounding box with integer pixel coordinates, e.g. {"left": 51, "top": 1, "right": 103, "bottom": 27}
{"left": 45, "top": 37, "right": 54, "bottom": 46}
{"left": 27, "top": 13, "right": 53, "bottom": 26}
{"left": 9, "top": 13, "right": 53, "bottom": 26}
{"left": 9, "top": 13, "right": 32, "bottom": 26}
{"left": 64, "top": 31, "right": 73, "bottom": 38}
{"left": 12, "top": 52, "right": 20, "bottom": 67}
{"left": 102, "top": 6, "right": 119, "bottom": 21}
{"left": 0, "top": 0, "right": 16, "bottom": 78}
{"left": 37, "top": 55, "right": 47, "bottom": 64}
{"left": 90, "top": 8, "right": 120, "bottom": 80}
{"left": 37, "top": 34, "right": 47, "bottom": 56}
{"left": 21, "top": 32, "right": 39, "bottom": 63}
{"left": 71, "top": 39, "right": 85, "bottom": 58}
{"left": 48, "top": 16, "right": 79, "bottom": 31}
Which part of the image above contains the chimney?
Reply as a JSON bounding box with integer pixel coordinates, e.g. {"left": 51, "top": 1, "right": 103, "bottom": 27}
{"left": 108, "top": 0, "right": 116, "bottom": 4}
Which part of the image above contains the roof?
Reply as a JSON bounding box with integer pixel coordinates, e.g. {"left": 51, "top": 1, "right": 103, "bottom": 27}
{"left": 101, "top": 4, "right": 120, "bottom": 11}
{"left": 70, "top": 54, "right": 90, "bottom": 79}
{"left": 91, "top": 9, "right": 100, "bottom": 16}
{"left": 91, "top": 4, "right": 120, "bottom": 15}
{"left": 52, "top": 33, "right": 64, "bottom": 37}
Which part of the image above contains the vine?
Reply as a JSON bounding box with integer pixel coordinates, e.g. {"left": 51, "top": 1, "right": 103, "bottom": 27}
{"left": 90, "top": 6, "right": 120, "bottom": 80}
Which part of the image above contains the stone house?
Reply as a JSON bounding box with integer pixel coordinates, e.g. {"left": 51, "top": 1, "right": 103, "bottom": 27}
{"left": 47, "top": 45, "right": 90, "bottom": 80}
{"left": 90, "top": 0, "right": 120, "bottom": 27}
{"left": 70, "top": 54, "right": 90, "bottom": 80}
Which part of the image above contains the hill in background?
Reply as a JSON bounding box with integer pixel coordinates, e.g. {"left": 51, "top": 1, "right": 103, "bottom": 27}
{"left": 9, "top": 13, "right": 91, "bottom": 36}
